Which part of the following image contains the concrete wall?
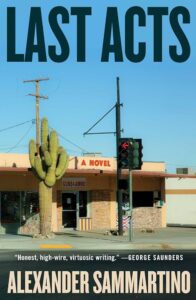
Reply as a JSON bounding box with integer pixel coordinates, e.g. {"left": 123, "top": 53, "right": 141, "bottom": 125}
{"left": 166, "top": 178, "right": 196, "bottom": 226}
{"left": 166, "top": 178, "right": 196, "bottom": 190}
{"left": 133, "top": 207, "right": 162, "bottom": 229}
{"left": 166, "top": 195, "right": 196, "bottom": 225}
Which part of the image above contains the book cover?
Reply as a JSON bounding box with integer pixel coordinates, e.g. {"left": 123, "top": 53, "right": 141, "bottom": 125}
{"left": 0, "top": 0, "right": 195, "bottom": 299}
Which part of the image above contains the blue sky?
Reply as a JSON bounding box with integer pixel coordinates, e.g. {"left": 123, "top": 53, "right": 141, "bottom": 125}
{"left": 0, "top": 0, "right": 195, "bottom": 173}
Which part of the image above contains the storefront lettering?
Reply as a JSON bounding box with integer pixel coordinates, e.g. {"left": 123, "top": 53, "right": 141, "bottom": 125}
{"left": 80, "top": 159, "right": 111, "bottom": 168}
{"left": 64, "top": 181, "right": 86, "bottom": 187}
{"left": 89, "top": 160, "right": 111, "bottom": 167}
{"left": 81, "top": 160, "right": 87, "bottom": 166}
{"left": 62, "top": 178, "right": 86, "bottom": 188}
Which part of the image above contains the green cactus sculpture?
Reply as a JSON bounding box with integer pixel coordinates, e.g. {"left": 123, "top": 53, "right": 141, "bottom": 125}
{"left": 29, "top": 118, "right": 69, "bottom": 236}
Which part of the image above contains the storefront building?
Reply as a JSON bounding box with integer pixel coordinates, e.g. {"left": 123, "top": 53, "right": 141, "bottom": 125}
{"left": 166, "top": 177, "right": 196, "bottom": 227}
{"left": 1, "top": 153, "right": 193, "bottom": 235}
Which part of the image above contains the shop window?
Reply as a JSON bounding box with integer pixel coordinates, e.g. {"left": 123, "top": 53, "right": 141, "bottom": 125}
{"left": 21, "top": 192, "right": 39, "bottom": 224}
{"left": 1, "top": 192, "right": 21, "bottom": 224}
{"left": 133, "top": 192, "right": 153, "bottom": 208}
{"left": 0, "top": 191, "right": 39, "bottom": 234}
{"left": 79, "top": 191, "right": 88, "bottom": 217}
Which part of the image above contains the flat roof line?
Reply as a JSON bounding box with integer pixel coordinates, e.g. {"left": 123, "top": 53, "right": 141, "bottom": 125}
{"left": 1, "top": 167, "right": 196, "bottom": 179}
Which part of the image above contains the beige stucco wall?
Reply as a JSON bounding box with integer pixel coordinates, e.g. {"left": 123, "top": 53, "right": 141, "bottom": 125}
{"left": 0, "top": 153, "right": 165, "bottom": 172}
{"left": 0, "top": 154, "right": 31, "bottom": 168}
{"left": 141, "top": 162, "right": 165, "bottom": 172}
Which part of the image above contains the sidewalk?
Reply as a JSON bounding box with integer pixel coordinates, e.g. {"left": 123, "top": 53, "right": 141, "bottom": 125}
{"left": 0, "top": 227, "right": 196, "bottom": 250}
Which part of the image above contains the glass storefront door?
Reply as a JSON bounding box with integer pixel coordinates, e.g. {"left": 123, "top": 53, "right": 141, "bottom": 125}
{"left": 62, "top": 192, "right": 78, "bottom": 228}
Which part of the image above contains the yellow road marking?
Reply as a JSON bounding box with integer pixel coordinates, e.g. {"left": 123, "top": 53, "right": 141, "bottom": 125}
{"left": 40, "top": 244, "right": 73, "bottom": 249}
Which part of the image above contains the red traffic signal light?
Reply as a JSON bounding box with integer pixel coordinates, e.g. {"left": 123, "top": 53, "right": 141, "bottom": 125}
{"left": 118, "top": 138, "right": 143, "bottom": 170}
{"left": 118, "top": 138, "right": 131, "bottom": 169}
{"left": 121, "top": 142, "right": 129, "bottom": 150}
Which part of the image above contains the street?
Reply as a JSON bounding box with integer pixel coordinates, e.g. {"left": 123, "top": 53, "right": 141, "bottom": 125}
{"left": 0, "top": 227, "right": 196, "bottom": 250}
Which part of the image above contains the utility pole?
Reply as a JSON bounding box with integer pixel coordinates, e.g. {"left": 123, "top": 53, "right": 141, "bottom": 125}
{"left": 116, "top": 77, "right": 123, "bottom": 236}
{"left": 23, "top": 78, "right": 49, "bottom": 153}
{"left": 84, "top": 77, "right": 124, "bottom": 235}
{"left": 128, "top": 171, "right": 133, "bottom": 241}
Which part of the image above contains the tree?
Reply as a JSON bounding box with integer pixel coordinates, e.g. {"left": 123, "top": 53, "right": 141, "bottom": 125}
{"left": 29, "top": 118, "right": 69, "bottom": 236}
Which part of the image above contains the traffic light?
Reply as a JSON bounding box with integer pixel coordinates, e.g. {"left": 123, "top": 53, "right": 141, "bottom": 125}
{"left": 130, "top": 139, "right": 143, "bottom": 170}
{"left": 118, "top": 179, "right": 129, "bottom": 190}
{"left": 118, "top": 138, "right": 131, "bottom": 169}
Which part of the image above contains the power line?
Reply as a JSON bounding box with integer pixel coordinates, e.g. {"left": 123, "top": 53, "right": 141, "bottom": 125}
{"left": 56, "top": 131, "right": 88, "bottom": 153}
{"left": 6, "top": 124, "right": 34, "bottom": 153}
{"left": 0, "top": 119, "right": 35, "bottom": 133}
{"left": 83, "top": 104, "right": 116, "bottom": 136}
{"left": 0, "top": 144, "right": 80, "bottom": 154}
{"left": 49, "top": 126, "right": 89, "bottom": 153}
{"left": 0, "top": 145, "right": 27, "bottom": 150}
{"left": 0, "top": 119, "right": 91, "bottom": 154}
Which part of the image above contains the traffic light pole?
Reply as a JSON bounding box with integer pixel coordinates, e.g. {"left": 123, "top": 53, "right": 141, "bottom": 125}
{"left": 116, "top": 77, "right": 123, "bottom": 236}
{"left": 84, "top": 77, "right": 124, "bottom": 236}
{"left": 128, "top": 170, "right": 133, "bottom": 241}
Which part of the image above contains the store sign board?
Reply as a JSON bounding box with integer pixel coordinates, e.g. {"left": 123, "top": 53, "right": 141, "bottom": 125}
{"left": 62, "top": 178, "right": 86, "bottom": 189}
{"left": 77, "top": 157, "right": 115, "bottom": 170}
